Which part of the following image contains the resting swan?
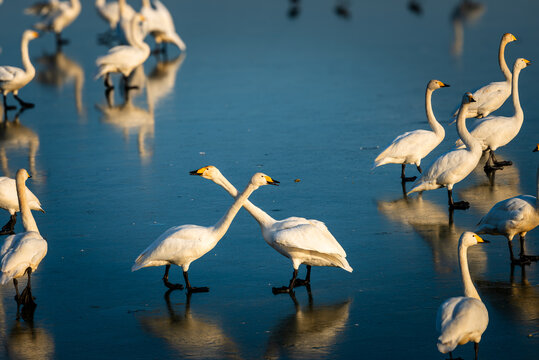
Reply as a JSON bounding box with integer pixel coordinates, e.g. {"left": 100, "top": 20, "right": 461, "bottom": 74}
{"left": 452, "top": 33, "right": 517, "bottom": 119}
{"left": 374, "top": 80, "right": 449, "bottom": 182}
{"left": 190, "top": 166, "right": 352, "bottom": 294}
{"left": 408, "top": 93, "right": 482, "bottom": 210}
{"left": 0, "top": 169, "right": 47, "bottom": 309}
{"left": 456, "top": 58, "right": 530, "bottom": 172}
{"left": 0, "top": 30, "right": 39, "bottom": 110}
{"left": 436, "top": 232, "right": 489, "bottom": 360}
{"left": 132, "top": 172, "right": 279, "bottom": 293}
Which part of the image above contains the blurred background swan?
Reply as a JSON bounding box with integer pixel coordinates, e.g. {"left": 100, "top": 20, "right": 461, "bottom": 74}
{"left": 32, "top": 0, "right": 81, "bottom": 48}
{"left": 450, "top": 0, "right": 486, "bottom": 58}
{"left": 146, "top": 53, "right": 185, "bottom": 108}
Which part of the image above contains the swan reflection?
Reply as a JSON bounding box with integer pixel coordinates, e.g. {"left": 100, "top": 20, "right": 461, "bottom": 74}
{"left": 451, "top": 0, "right": 486, "bottom": 57}
{"left": 36, "top": 49, "right": 85, "bottom": 116}
{"left": 137, "top": 291, "right": 242, "bottom": 360}
{"left": 265, "top": 289, "right": 351, "bottom": 360}
{"left": 3, "top": 320, "right": 55, "bottom": 359}
{"left": 147, "top": 53, "right": 186, "bottom": 108}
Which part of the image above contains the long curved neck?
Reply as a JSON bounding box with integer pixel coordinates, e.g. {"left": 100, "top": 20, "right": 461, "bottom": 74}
{"left": 16, "top": 178, "right": 39, "bottom": 234}
{"left": 456, "top": 103, "right": 480, "bottom": 152}
{"left": 20, "top": 37, "right": 34, "bottom": 77}
{"left": 511, "top": 66, "right": 523, "bottom": 120}
{"left": 119, "top": 0, "right": 127, "bottom": 19}
{"left": 499, "top": 40, "right": 512, "bottom": 82}
{"left": 142, "top": 0, "right": 151, "bottom": 8}
{"left": 459, "top": 244, "right": 480, "bottom": 300}
{"left": 211, "top": 182, "right": 258, "bottom": 240}
{"left": 213, "top": 173, "right": 276, "bottom": 228}
{"left": 425, "top": 88, "right": 444, "bottom": 138}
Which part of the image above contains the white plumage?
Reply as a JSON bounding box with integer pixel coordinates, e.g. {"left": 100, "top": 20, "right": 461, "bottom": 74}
{"left": 374, "top": 80, "right": 449, "bottom": 181}
{"left": 0, "top": 176, "right": 44, "bottom": 234}
{"left": 33, "top": 0, "right": 81, "bottom": 45}
{"left": 95, "top": 0, "right": 135, "bottom": 29}
{"left": 436, "top": 232, "right": 489, "bottom": 358}
{"left": 190, "top": 166, "right": 352, "bottom": 293}
{"left": 140, "top": 0, "right": 186, "bottom": 52}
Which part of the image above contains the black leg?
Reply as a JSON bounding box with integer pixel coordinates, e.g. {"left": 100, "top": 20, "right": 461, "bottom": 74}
{"left": 2, "top": 94, "right": 16, "bottom": 111}
{"left": 448, "top": 189, "right": 469, "bottom": 210}
{"left": 13, "top": 95, "right": 34, "bottom": 109}
{"left": 400, "top": 164, "right": 417, "bottom": 182}
{"left": 183, "top": 271, "right": 209, "bottom": 293}
{"left": 104, "top": 73, "right": 113, "bottom": 90}
{"left": 484, "top": 149, "right": 503, "bottom": 174}
{"left": 416, "top": 165, "right": 422, "bottom": 174}
{"left": 55, "top": 32, "right": 69, "bottom": 47}
{"left": 491, "top": 151, "right": 512, "bottom": 167}
{"left": 13, "top": 278, "right": 20, "bottom": 302}
{"left": 123, "top": 75, "right": 139, "bottom": 91}
{"left": 272, "top": 269, "right": 299, "bottom": 294}
{"left": 474, "top": 342, "right": 478, "bottom": 360}
{"left": 19, "top": 267, "right": 36, "bottom": 306}
{"left": 0, "top": 214, "right": 16, "bottom": 235}
{"left": 162, "top": 265, "right": 184, "bottom": 290}
{"left": 509, "top": 240, "right": 530, "bottom": 266}
{"left": 519, "top": 234, "right": 539, "bottom": 262}
{"left": 294, "top": 265, "right": 311, "bottom": 287}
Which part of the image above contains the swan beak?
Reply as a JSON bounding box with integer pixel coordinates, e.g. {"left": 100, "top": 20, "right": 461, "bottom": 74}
{"left": 28, "top": 174, "right": 32, "bottom": 179}
{"left": 468, "top": 95, "right": 476, "bottom": 103}
{"left": 189, "top": 168, "right": 206, "bottom": 176}
{"left": 512, "top": 34, "right": 517, "bottom": 41}
{"left": 474, "top": 235, "right": 489, "bottom": 243}
{"left": 523, "top": 59, "right": 531, "bottom": 65}
{"left": 439, "top": 82, "right": 450, "bottom": 87}
{"left": 533, "top": 144, "right": 538, "bottom": 152}
{"left": 265, "top": 176, "right": 279, "bottom": 186}
{"left": 31, "top": 31, "right": 39, "bottom": 38}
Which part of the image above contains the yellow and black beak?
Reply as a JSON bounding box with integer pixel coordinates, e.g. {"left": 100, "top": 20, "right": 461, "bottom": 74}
{"left": 265, "top": 176, "right": 279, "bottom": 186}
{"left": 189, "top": 167, "right": 207, "bottom": 176}
{"left": 533, "top": 144, "right": 538, "bottom": 152}
{"left": 439, "top": 81, "right": 450, "bottom": 88}
{"left": 474, "top": 234, "right": 489, "bottom": 243}
{"left": 524, "top": 59, "right": 531, "bottom": 66}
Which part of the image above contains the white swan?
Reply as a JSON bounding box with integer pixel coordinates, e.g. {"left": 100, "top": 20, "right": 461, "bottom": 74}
{"left": 408, "top": 93, "right": 482, "bottom": 209}
{"left": 140, "top": 0, "right": 186, "bottom": 52}
{"left": 475, "top": 166, "right": 539, "bottom": 264}
{"left": 95, "top": 0, "right": 135, "bottom": 29}
{"left": 0, "top": 175, "right": 43, "bottom": 235}
{"left": 190, "top": 166, "right": 352, "bottom": 294}
{"left": 132, "top": 172, "right": 279, "bottom": 293}
{"left": 96, "top": 14, "right": 150, "bottom": 89}
{"left": 115, "top": 0, "right": 137, "bottom": 45}
{"left": 374, "top": 80, "right": 449, "bottom": 182}
{"left": 456, "top": 58, "right": 530, "bottom": 172}
{"left": 436, "top": 232, "right": 489, "bottom": 360}
{"left": 0, "top": 30, "right": 39, "bottom": 110}
{"left": 0, "top": 169, "right": 47, "bottom": 308}
{"left": 452, "top": 33, "right": 517, "bottom": 119}
{"left": 33, "top": 0, "right": 81, "bottom": 47}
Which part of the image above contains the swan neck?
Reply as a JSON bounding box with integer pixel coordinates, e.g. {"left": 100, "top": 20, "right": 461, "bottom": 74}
{"left": 499, "top": 40, "right": 512, "bottom": 82}
{"left": 142, "top": 0, "right": 151, "bottom": 7}
{"left": 425, "top": 88, "right": 444, "bottom": 137}
{"left": 16, "top": 176, "right": 39, "bottom": 234}
{"left": 459, "top": 244, "right": 480, "bottom": 300}
{"left": 456, "top": 103, "right": 480, "bottom": 152}
{"left": 20, "top": 36, "right": 34, "bottom": 77}
{"left": 511, "top": 66, "right": 523, "bottom": 119}
{"left": 212, "top": 182, "right": 257, "bottom": 240}
{"left": 130, "top": 17, "right": 146, "bottom": 50}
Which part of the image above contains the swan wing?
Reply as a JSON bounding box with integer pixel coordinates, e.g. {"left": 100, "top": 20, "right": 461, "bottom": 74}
{"left": 375, "top": 130, "right": 440, "bottom": 166}
{"left": 476, "top": 195, "right": 538, "bottom": 234}
{"left": 0, "top": 234, "right": 16, "bottom": 258}
{"left": 0, "top": 231, "right": 47, "bottom": 285}
{"left": 0, "top": 177, "right": 43, "bottom": 213}
{"left": 0, "top": 66, "right": 23, "bottom": 82}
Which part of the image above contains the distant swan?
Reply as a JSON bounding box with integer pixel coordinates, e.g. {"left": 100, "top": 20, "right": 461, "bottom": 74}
{"left": 33, "top": 0, "right": 81, "bottom": 47}
{"left": 0, "top": 175, "right": 43, "bottom": 235}
{"left": 0, "top": 169, "right": 47, "bottom": 309}
{"left": 140, "top": 0, "right": 186, "bottom": 52}
{"left": 436, "top": 232, "right": 489, "bottom": 360}
{"left": 456, "top": 58, "right": 531, "bottom": 172}
{"left": 452, "top": 33, "right": 517, "bottom": 119}
{"left": 374, "top": 80, "right": 449, "bottom": 182}
{"left": 132, "top": 172, "right": 279, "bottom": 293}
{"left": 0, "top": 30, "right": 39, "bottom": 110}
{"left": 408, "top": 93, "right": 482, "bottom": 209}
{"left": 95, "top": 0, "right": 135, "bottom": 29}
{"left": 190, "top": 166, "right": 352, "bottom": 294}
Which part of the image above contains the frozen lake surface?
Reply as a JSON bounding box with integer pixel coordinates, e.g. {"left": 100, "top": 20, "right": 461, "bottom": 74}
{"left": 0, "top": 0, "right": 538, "bottom": 358}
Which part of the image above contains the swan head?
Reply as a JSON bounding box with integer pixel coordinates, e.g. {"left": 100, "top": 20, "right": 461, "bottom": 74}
{"left": 502, "top": 33, "right": 517, "bottom": 44}
{"left": 514, "top": 58, "right": 531, "bottom": 70}
{"left": 16, "top": 168, "right": 31, "bottom": 182}
{"left": 251, "top": 173, "right": 279, "bottom": 187}
{"left": 461, "top": 92, "right": 476, "bottom": 105}
{"left": 427, "top": 80, "right": 450, "bottom": 90}
{"left": 23, "top": 30, "right": 39, "bottom": 41}
{"left": 190, "top": 165, "right": 222, "bottom": 180}
{"left": 459, "top": 232, "right": 489, "bottom": 249}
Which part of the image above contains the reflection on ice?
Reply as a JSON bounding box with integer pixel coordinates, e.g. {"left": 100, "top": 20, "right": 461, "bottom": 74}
{"left": 451, "top": 0, "right": 486, "bottom": 57}
{"left": 147, "top": 53, "right": 186, "bottom": 108}
{"left": 265, "top": 289, "right": 351, "bottom": 360}
{"left": 3, "top": 319, "right": 55, "bottom": 360}
{"left": 138, "top": 291, "right": 242, "bottom": 360}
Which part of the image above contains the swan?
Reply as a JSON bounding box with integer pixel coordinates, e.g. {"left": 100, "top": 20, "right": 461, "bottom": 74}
{"left": 190, "top": 166, "right": 352, "bottom": 294}
{"left": 132, "top": 172, "right": 279, "bottom": 293}
{"left": 140, "top": 0, "right": 187, "bottom": 53}
{"left": 96, "top": 14, "right": 150, "bottom": 90}
{"left": 0, "top": 175, "right": 43, "bottom": 235}
{"left": 24, "top": 0, "right": 60, "bottom": 16}
{"left": 33, "top": 0, "right": 81, "bottom": 47}
{"left": 0, "top": 30, "right": 39, "bottom": 110}
{"left": 0, "top": 169, "right": 47, "bottom": 309}
{"left": 475, "top": 166, "right": 539, "bottom": 264}
{"left": 373, "top": 80, "right": 449, "bottom": 182}
{"left": 115, "top": 0, "right": 138, "bottom": 45}
{"left": 95, "top": 0, "right": 135, "bottom": 29}
{"left": 408, "top": 93, "right": 482, "bottom": 210}
{"left": 436, "top": 232, "right": 489, "bottom": 360}
{"left": 455, "top": 58, "right": 531, "bottom": 172}
{"left": 452, "top": 33, "right": 517, "bottom": 119}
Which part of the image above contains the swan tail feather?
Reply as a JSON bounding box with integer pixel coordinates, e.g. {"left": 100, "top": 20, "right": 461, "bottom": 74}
{"left": 131, "top": 253, "right": 148, "bottom": 272}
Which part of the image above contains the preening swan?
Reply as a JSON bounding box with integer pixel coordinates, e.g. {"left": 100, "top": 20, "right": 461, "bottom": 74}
{"left": 475, "top": 166, "right": 539, "bottom": 264}
{"left": 33, "top": 0, "right": 81, "bottom": 47}
{"left": 452, "top": 33, "right": 517, "bottom": 119}
{"left": 408, "top": 93, "right": 482, "bottom": 209}
{"left": 96, "top": 14, "right": 150, "bottom": 90}
{"left": 190, "top": 166, "right": 352, "bottom": 294}
{"left": 0, "top": 176, "right": 43, "bottom": 235}
{"left": 436, "top": 232, "right": 489, "bottom": 360}
{"left": 140, "top": 0, "right": 186, "bottom": 53}
{"left": 456, "top": 58, "right": 531, "bottom": 172}
{"left": 0, "top": 30, "right": 39, "bottom": 110}
{"left": 0, "top": 169, "right": 47, "bottom": 310}
{"left": 374, "top": 80, "right": 449, "bottom": 182}
{"left": 132, "top": 172, "right": 279, "bottom": 293}
{"left": 95, "top": 0, "right": 135, "bottom": 29}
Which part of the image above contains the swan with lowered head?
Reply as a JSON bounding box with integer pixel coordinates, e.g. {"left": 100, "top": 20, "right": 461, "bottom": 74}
{"left": 452, "top": 33, "right": 517, "bottom": 119}
{"left": 96, "top": 14, "right": 150, "bottom": 89}
{"left": 132, "top": 172, "right": 279, "bottom": 293}
{"left": 374, "top": 80, "right": 449, "bottom": 182}
{"left": 33, "top": 0, "right": 81, "bottom": 47}
{"left": 190, "top": 166, "right": 352, "bottom": 294}
{"left": 0, "top": 30, "right": 39, "bottom": 110}
{"left": 436, "top": 232, "right": 489, "bottom": 360}
{"left": 0, "top": 169, "right": 47, "bottom": 308}
{"left": 408, "top": 93, "right": 482, "bottom": 210}
{"left": 95, "top": 0, "right": 135, "bottom": 30}
{"left": 140, "top": 0, "right": 186, "bottom": 53}
{"left": 475, "top": 164, "right": 539, "bottom": 264}
{"left": 456, "top": 58, "right": 531, "bottom": 172}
